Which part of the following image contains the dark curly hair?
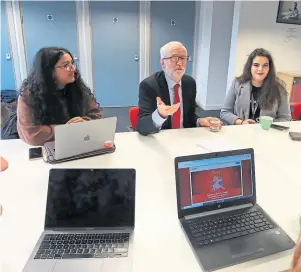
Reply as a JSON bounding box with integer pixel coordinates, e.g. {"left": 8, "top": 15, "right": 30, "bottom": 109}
{"left": 19, "top": 47, "right": 99, "bottom": 125}
{"left": 237, "top": 48, "right": 286, "bottom": 110}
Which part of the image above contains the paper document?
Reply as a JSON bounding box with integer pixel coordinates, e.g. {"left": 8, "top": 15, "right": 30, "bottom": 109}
{"left": 196, "top": 138, "right": 245, "bottom": 152}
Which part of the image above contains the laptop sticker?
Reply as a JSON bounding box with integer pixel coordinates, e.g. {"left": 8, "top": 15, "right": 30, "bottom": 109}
{"left": 104, "top": 141, "right": 113, "bottom": 148}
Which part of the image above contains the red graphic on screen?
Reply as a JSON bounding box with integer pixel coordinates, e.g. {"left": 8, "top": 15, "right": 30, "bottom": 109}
{"left": 179, "top": 159, "right": 253, "bottom": 208}
{"left": 178, "top": 168, "right": 191, "bottom": 207}
{"left": 191, "top": 166, "right": 242, "bottom": 203}
{"left": 241, "top": 160, "right": 252, "bottom": 196}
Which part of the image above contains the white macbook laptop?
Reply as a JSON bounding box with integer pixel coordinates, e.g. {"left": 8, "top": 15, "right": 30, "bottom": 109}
{"left": 43, "top": 117, "right": 117, "bottom": 162}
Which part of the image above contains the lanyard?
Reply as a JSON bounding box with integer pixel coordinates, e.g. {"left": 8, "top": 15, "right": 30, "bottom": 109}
{"left": 250, "top": 93, "right": 259, "bottom": 119}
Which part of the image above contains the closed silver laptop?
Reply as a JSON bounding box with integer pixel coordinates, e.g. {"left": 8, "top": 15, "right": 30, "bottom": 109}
{"left": 44, "top": 117, "right": 117, "bottom": 161}
{"left": 22, "top": 168, "right": 136, "bottom": 272}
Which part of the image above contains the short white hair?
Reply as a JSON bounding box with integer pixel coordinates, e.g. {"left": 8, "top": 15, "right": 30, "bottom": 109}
{"left": 160, "top": 41, "right": 186, "bottom": 59}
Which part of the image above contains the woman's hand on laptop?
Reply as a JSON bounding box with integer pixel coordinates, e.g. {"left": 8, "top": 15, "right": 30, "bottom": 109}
{"left": 67, "top": 117, "right": 86, "bottom": 124}
{"left": 0, "top": 156, "right": 8, "bottom": 172}
{"left": 291, "top": 234, "right": 301, "bottom": 272}
{"left": 282, "top": 235, "right": 301, "bottom": 272}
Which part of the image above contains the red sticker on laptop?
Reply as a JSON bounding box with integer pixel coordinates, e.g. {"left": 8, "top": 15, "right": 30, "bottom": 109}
{"left": 104, "top": 141, "right": 113, "bottom": 148}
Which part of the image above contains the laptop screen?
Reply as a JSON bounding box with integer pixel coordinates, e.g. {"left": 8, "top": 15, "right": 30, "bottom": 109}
{"left": 177, "top": 153, "right": 253, "bottom": 211}
{"left": 45, "top": 169, "right": 135, "bottom": 229}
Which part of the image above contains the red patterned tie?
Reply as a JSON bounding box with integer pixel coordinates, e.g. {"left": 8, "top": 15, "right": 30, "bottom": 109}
{"left": 172, "top": 84, "right": 181, "bottom": 129}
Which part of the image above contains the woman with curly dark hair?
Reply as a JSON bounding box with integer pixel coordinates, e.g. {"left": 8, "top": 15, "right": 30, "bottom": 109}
{"left": 17, "top": 47, "right": 101, "bottom": 146}
{"left": 220, "top": 48, "right": 291, "bottom": 125}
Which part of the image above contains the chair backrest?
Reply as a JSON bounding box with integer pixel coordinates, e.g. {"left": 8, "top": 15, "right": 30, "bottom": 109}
{"left": 291, "top": 103, "right": 301, "bottom": 120}
{"left": 129, "top": 106, "right": 139, "bottom": 129}
{"left": 1, "top": 111, "right": 19, "bottom": 139}
{"left": 290, "top": 81, "right": 301, "bottom": 104}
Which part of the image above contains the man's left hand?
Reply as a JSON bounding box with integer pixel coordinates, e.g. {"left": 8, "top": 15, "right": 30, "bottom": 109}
{"left": 199, "top": 117, "right": 223, "bottom": 129}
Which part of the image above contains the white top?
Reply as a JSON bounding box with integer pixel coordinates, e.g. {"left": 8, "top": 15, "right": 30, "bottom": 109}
{"left": 0, "top": 121, "right": 301, "bottom": 272}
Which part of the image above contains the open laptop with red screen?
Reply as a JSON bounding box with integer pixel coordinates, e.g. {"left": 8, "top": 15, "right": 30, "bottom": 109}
{"left": 175, "top": 148, "right": 295, "bottom": 272}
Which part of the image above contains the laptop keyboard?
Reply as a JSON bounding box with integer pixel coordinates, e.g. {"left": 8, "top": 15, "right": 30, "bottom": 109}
{"left": 188, "top": 210, "right": 274, "bottom": 247}
{"left": 34, "top": 233, "right": 130, "bottom": 260}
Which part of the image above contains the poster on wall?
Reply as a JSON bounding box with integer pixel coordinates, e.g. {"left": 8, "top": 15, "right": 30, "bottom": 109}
{"left": 276, "top": 1, "right": 301, "bottom": 25}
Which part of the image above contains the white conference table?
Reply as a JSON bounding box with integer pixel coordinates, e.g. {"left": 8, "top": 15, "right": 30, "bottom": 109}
{"left": 0, "top": 121, "right": 301, "bottom": 272}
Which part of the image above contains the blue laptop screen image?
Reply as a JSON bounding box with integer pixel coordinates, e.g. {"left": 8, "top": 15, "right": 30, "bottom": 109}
{"left": 45, "top": 169, "right": 135, "bottom": 228}
{"left": 177, "top": 154, "right": 254, "bottom": 210}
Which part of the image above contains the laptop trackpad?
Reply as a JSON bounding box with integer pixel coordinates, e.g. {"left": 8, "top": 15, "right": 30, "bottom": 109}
{"left": 229, "top": 237, "right": 264, "bottom": 260}
{"left": 102, "top": 258, "right": 129, "bottom": 272}
{"left": 54, "top": 259, "right": 103, "bottom": 272}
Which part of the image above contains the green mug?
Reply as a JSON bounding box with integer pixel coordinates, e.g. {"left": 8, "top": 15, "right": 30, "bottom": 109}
{"left": 256, "top": 116, "right": 273, "bottom": 130}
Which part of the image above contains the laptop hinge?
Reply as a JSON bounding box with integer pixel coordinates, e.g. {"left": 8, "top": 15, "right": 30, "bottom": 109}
{"left": 184, "top": 203, "right": 253, "bottom": 220}
{"left": 45, "top": 227, "right": 133, "bottom": 232}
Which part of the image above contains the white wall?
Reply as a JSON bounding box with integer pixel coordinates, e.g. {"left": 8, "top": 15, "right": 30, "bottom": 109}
{"left": 206, "top": 1, "right": 234, "bottom": 107}
{"left": 194, "top": 1, "right": 213, "bottom": 109}
{"left": 235, "top": 1, "right": 301, "bottom": 77}
{"left": 194, "top": 1, "right": 235, "bottom": 110}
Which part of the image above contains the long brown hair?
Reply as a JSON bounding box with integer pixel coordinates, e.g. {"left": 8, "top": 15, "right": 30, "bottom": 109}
{"left": 19, "top": 47, "right": 99, "bottom": 125}
{"left": 237, "top": 48, "right": 286, "bottom": 110}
